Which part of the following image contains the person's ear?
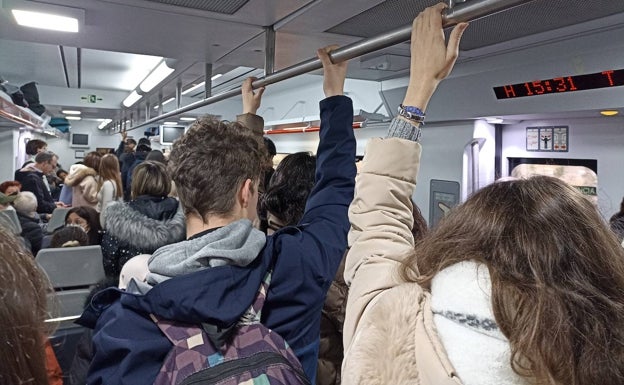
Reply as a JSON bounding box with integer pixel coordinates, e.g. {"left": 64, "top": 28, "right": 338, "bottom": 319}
{"left": 239, "top": 179, "right": 253, "bottom": 208}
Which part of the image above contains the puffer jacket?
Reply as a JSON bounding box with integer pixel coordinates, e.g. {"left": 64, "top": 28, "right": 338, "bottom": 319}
{"left": 65, "top": 164, "right": 99, "bottom": 209}
{"left": 342, "top": 137, "right": 462, "bottom": 385}
{"left": 317, "top": 254, "right": 348, "bottom": 385}
{"left": 101, "top": 195, "right": 185, "bottom": 277}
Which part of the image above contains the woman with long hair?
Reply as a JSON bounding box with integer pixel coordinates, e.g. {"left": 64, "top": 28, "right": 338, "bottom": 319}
{"left": 0, "top": 228, "right": 51, "bottom": 384}
{"left": 65, "top": 152, "right": 102, "bottom": 209}
{"left": 65, "top": 206, "right": 102, "bottom": 246}
{"left": 97, "top": 154, "right": 123, "bottom": 227}
{"left": 101, "top": 160, "right": 185, "bottom": 277}
{"left": 343, "top": 5, "right": 624, "bottom": 385}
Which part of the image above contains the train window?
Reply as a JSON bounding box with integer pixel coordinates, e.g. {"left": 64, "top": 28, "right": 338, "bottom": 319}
{"left": 509, "top": 160, "right": 598, "bottom": 205}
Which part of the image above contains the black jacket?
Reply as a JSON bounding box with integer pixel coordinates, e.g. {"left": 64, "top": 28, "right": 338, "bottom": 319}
{"left": 16, "top": 211, "right": 44, "bottom": 256}
{"left": 15, "top": 168, "right": 56, "bottom": 214}
{"left": 101, "top": 196, "right": 185, "bottom": 277}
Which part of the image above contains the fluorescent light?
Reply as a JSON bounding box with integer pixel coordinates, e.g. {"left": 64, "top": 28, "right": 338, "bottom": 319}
{"left": 182, "top": 82, "right": 205, "bottom": 96}
{"left": 98, "top": 119, "right": 112, "bottom": 129}
{"left": 211, "top": 74, "right": 222, "bottom": 81}
{"left": 139, "top": 61, "right": 175, "bottom": 92}
{"left": 62, "top": 110, "right": 81, "bottom": 115}
{"left": 122, "top": 90, "right": 142, "bottom": 107}
{"left": 12, "top": 9, "right": 79, "bottom": 33}
{"left": 153, "top": 97, "right": 175, "bottom": 109}
{"left": 600, "top": 110, "right": 619, "bottom": 116}
{"left": 163, "top": 121, "right": 178, "bottom": 125}
{"left": 65, "top": 116, "right": 81, "bottom": 120}
{"left": 180, "top": 117, "right": 196, "bottom": 121}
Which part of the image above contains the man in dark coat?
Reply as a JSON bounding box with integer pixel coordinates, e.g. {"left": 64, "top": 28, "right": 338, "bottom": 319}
{"left": 15, "top": 151, "right": 61, "bottom": 214}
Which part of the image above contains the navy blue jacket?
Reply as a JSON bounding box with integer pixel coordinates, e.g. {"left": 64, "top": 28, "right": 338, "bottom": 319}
{"left": 80, "top": 95, "right": 356, "bottom": 385}
{"left": 15, "top": 168, "right": 56, "bottom": 214}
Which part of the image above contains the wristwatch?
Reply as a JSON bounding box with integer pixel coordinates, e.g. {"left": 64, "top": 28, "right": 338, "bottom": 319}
{"left": 397, "top": 104, "right": 425, "bottom": 124}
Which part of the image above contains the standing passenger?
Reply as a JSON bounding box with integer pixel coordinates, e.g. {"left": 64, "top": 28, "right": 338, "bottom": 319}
{"left": 22, "top": 138, "right": 48, "bottom": 167}
{"left": 64, "top": 151, "right": 102, "bottom": 210}
{"left": 82, "top": 46, "right": 356, "bottom": 384}
{"left": 342, "top": 4, "right": 624, "bottom": 385}
{"left": 15, "top": 151, "right": 61, "bottom": 214}
{"left": 97, "top": 154, "right": 123, "bottom": 227}
{"left": 100, "top": 160, "right": 185, "bottom": 277}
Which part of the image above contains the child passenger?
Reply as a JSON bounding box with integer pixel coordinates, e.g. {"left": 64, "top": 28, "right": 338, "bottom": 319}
{"left": 80, "top": 45, "right": 356, "bottom": 384}
{"left": 342, "top": 4, "right": 624, "bottom": 385}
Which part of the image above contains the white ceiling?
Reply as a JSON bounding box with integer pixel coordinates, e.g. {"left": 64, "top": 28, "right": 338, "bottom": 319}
{"left": 1, "top": 0, "right": 623, "bottom": 125}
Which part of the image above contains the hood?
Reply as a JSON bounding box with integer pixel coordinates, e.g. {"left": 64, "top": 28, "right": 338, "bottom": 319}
{"left": 129, "top": 195, "right": 178, "bottom": 220}
{"left": 84, "top": 235, "right": 274, "bottom": 328}
{"left": 104, "top": 199, "right": 185, "bottom": 250}
{"left": 65, "top": 164, "right": 97, "bottom": 187}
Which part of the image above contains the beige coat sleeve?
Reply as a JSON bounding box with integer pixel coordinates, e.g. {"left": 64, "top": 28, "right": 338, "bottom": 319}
{"left": 236, "top": 113, "right": 264, "bottom": 136}
{"left": 342, "top": 137, "right": 422, "bottom": 352}
{"left": 80, "top": 175, "right": 100, "bottom": 205}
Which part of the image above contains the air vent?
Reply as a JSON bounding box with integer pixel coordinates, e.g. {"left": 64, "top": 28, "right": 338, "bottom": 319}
{"left": 143, "top": 0, "right": 250, "bottom": 15}
{"left": 327, "top": 0, "right": 624, "bottom": 51}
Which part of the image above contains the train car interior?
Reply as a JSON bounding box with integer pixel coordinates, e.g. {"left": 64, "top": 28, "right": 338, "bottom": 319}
{"left": 1, "top": 0, "right": 624, "bottom": 382}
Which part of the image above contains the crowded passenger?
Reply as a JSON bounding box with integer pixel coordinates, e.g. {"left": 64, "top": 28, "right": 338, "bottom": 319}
{"left": 12, "top": 191, "right": 45, "bottom": 255}
{"left": 124, "top": 138, "right": 151, "bottom": 200}
{"left": 65, "top": 206, "right": 102, "bottom": 246}
{"left": 610, "top": 197, "right": 624, "bottom": 244}
{"left": 0, "top": 180, "right": 22, "bottom": 195}
{"left": 0, "top": 191, "right": 17, "bottom": 211}
{"left": 15, "top": 151, "right": 62, "bottom": 214}
{"left": 342, "top": 5, "right": 624, "bottom": 385}
{"left": 80, "top": 45, "right": 356, "bottom": 384}
{"left": 0, "top": 228, "right": 52, "bottom": 385}
{"left": 50, "top": 225, "right": 89, "bottom": 248}
{"left": 97, "top": 154, "right": 123, "bottom": 227}
{"left": 22, "top": 138, "right": 47, "bottom": 167}
{"left": 100, "top": 160, "right": 185, "bottom": 278}
{"left": 65, "top": 151, "right": 102, "bottom": 210}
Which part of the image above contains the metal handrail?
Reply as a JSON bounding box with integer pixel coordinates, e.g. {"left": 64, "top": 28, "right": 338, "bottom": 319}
{"left": 121, "top": 0, "right": 536, "bottom": 132}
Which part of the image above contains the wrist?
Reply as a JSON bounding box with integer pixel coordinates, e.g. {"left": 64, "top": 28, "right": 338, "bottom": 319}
{"left": 403, "top": 80, "right": 437, "bottom": 111}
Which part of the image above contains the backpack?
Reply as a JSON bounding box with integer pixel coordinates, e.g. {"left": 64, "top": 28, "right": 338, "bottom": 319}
{"left": 151, "top": 265, "right": 311, "bottom": 385}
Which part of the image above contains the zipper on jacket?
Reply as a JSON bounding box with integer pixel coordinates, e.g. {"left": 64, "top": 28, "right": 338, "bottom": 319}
{"left": 179, "top": 351, "right": 311, "bottom": 385}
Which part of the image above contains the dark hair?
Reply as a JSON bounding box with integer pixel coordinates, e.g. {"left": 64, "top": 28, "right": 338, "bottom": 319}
{"left": 136, "top": 144, "right": 152, "bottom": 153}
{"left": 610, "top": 197, "right": 624, "bottom": 242}
{"left": 263, "top": 137, "right": 277, "bottom": 157}
{"left": 262, "top": 152, "right": 316, "bottom": 226}
{"left": 402, "top": 176, "right": 624, "bottom": 385}
{"left": 82, "top": 151, "right": 102, "bottom": 171}
{"left": 65, "top": 206, "right": 102, "bottom": 245}
{"left": 25, "top": 139, "right": 47, "bottom": 156}
{"left": 0, "top": 180, "right": 21, "bottom": 194}
{"left": 138, "top": 137, "right": 151, "bottom": 147}
{"left": 0, "top": 228, "right": 50, "bottom": 384}
{"left": 56, "top": 169, "right": 67, "bottom": 178}
{"left": 411, "top": 203, "right": 428, "bottom": 242}
{"left": 169, "top": 116, "right": 266, "bottom": 219}
{"left": 131, "top": 161, "right": 171, "bottom": 199}
{"left": 126, "top": 138, "right": 137, "bottom": 146}
{"left": 146, "top": 150, "right": 166, "bottom": 164}
{"left": 50, "top": 226, "right": 89, "bottom": 248}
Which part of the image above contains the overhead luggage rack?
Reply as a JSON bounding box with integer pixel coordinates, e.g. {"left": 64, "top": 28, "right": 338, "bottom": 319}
{"left": 0, "top": 92, "right": 58, "bottom": 135}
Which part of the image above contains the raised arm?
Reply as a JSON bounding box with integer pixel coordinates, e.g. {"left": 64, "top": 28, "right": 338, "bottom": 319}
{"left": 342, "top": 3, "right": 468, "bottom": 351}
{"left": 236, "top": 77, "right": 266, "bottom": 135}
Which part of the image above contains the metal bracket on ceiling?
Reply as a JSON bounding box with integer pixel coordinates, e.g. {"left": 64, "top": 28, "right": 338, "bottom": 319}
{"left": 448, "top": 0, "right": 467, "bottom": 9}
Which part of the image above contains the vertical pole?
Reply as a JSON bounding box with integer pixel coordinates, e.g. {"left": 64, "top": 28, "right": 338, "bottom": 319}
{"left": 205, "top": 63, "right": 213, "bottom": 99}
{"left": 264, "top": 26, "right": 276, "bottom": 76}
{"left": 176, "top": 81, "right": 182, "bottom": 109}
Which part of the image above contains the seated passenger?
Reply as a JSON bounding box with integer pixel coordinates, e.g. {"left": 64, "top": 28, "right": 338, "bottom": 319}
{"left": 0, "top": 192, "right": 17, "bottom": 211}
{"left": 13, "top": 191, "right": 45, "bottom": 255}
{"left": 342, "top": 5, "right": 624, "bottom": 385}
{"left": 0, "top": 180, "right": 22, "bottom": 196}
{"left": 50, "top": 225, "right": 89, "bottom": 248}
{"left": 65, "top": 206, "right": 102, "bottom": 246}
{"left": 0, "top": 228, "right": 51, "bottom": 384}
{"left": 64, "top": 152, "right": 102, "bottom": 210}
{"left": 81, "top": 48, "right": 356, "bottom": 385}
{"left": 101, "top": 160, "right": 185, "bottom": 277}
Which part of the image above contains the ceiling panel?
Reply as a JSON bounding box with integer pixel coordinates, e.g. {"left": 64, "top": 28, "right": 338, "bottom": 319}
{"left": 0, "top": 39, "right": 65, "bottom": 87}
{"left": 326, "top": 0, "right": 624, "bottom": 51}
{"left": 142, "top": 0, "right": 250, "bottom": 14}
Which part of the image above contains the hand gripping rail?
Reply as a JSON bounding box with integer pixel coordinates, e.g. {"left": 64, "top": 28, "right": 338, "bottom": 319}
{"left": 123, "top": 0, "right": 536, "bottom": 132}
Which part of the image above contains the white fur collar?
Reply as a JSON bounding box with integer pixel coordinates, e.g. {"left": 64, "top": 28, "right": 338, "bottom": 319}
{"left": 430, "top": 261, "right": 528, "bottom": 385}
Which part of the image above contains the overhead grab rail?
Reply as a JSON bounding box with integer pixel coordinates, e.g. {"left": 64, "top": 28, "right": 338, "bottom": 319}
{"left": 122, "top": 0, "right": 536, "bottom": 132}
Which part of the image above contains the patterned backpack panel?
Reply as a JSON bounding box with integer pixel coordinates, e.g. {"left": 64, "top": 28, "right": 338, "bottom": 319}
{"left": 152, "top": 271, "right": 310, "bottom": 385}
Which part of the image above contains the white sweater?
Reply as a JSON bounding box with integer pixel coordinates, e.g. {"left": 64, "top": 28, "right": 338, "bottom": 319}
{"left": 97, "top": 180, "right": 119, "bottom": 228}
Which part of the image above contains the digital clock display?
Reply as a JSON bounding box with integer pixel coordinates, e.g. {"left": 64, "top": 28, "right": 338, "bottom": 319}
{"left": 493, "top": 69, "right": 624, "bottom": 99}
